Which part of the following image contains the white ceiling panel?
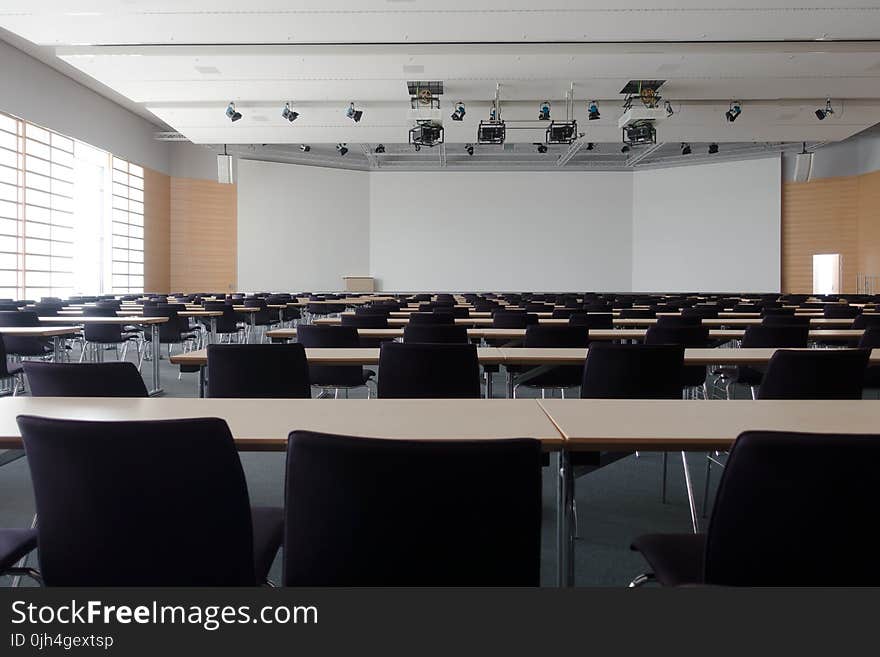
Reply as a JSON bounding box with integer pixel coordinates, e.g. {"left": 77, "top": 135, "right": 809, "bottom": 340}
{"left": 2, "top": 2, "right": 880, "bottom": 44}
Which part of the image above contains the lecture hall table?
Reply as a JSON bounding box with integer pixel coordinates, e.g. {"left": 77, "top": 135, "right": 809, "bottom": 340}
{"left": 0, "top": 326, "right": 82, "bottom": 362}
{"left": 538, "top": 398, "right": 880, "bottom": 586}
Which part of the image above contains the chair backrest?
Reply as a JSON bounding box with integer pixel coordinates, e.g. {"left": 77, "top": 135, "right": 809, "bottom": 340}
{"left": 581, "top": 343, "right": 685, "bottom": 399}
{"left": 341, "top": 314, "right": 389, "bottom": 329}
{"left": 740, "top": 325, "right": 809, "bottom": 348}
{"left": 655, "top": 315, "right": 702, "bottom": 327}
{"left": 858, "top": 327, "right": 880, "bottom": 348}
{"left": 705, "top": 430, "right": 880, "bottom": 585}
{"left": 408, "top": 312, "right": 454, "bottom": 325}
{"left": 824, "top": 304, "right": 860, "bottom": 318}
{"left": 757, "top": 349, "right": 869, "bottom": 399}
{"left": 568, "top": 313, "right": 613, "bottom": 329}
{"left": 377, "top": 342, "right": 481, "bottom": 398}
{"left": 645, "top": 325, "right": 710, "bottom": 347}
{"left": 0, "top": 310, "right": 38, "bottom": 327}
{"left": 295, "top": 325, "right": 366, "bottom": 387}
{"left": 761, "top": 306, "right": 796, "bottom": 317}
{"left": 206, "top": 343, "right": 311, "bottom": 398}
{"left": 402, "top": 324, "right": 470, "bottom": 344}
{"left": 681, "top": 306, "right": 719, "bottom": 319}
{"left": 491, "top": 311, "right": 539, "bottom": 328}
{"left": 762, "top": 315, "right": 811, "bottom": 327}
{"left": 852, "top": 314, "right": 880, "bottom": 329}
{"left": 0, "top": 334, "right": 16, "bottom": 377}
{"left": 23, "top": 361, "right": 148, "bottom": 397}
{"left": 619, "top": 308, "right": 656, "bottom": 319}
{"left": 17, "top": 416, "right": 257, "bottom": 586}
{"left": 523, "top": 324, "right": 589, "bottom": 348}
{"left": 283, "top": 431, "right": 541, "bottom": 586}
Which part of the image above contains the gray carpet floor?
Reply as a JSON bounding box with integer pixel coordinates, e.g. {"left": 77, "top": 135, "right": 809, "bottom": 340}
{"left": 0, "top": 343, "right": 726, "bottom": 587}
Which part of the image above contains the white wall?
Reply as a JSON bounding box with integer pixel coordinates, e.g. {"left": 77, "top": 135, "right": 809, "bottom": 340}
{"left": 632, "top": 157, "right": 781, "bottom": 292}
{"left": 0, "top": 39, "right": 170, "bottom": 174}
{"left": 369, "top": 171, "right": 633, "bottom": 291}
{"left": 237, "top": 159, "right": 370, "bottom": 292}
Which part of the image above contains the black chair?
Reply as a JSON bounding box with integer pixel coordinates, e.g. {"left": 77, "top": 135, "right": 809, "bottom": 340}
{"left": 824, "top": 304, "right": 861, "bottom": 319}
{"left": 757, "top": 349, "right": 869, "bottom": 400}
{"left": 852, "top": 314, "right": 880, "bottom": 330}
{"left": 283, "top": 431, "right": 541, "bottom": 586}
{"left": 619, "top": 308, "right": 655, "bottom": 319}
{"left": 631, "top": 430, "right": 880, "bottom": 586}
{"left": 296, "top": 325, "right": 374, "bottom": 397}
{"left": 402, "top": 324, "right": 470, "bottom": 344}
{"left": 513, "top": 325, "right": 589, "bottom": 397}
{"left": 206, "top": 344, "right": 311, "bottom": 398}
{"left": 407, "top": 312, "right": 454, "bottom": 325}
{"left": 0, "top": 334, "right": 24, "bottom": 395}
{"left": 491, "top": 311, "right": 539, "bottom": 329}
{"left": 763, "top": 314, "right": 811, "bottom": 327}
{"left": 23, "top": 361, "right": 148, "bottom": 397}
{"left": 17, "top": 416, "right": 282, "bottom": 586}
{"left": 731, "top": 325, "right": 810, "bottom": 398}
{"left": 341, "top": 314, "right": 388, "bottom": 329}
{"left": 377, "top": 342, "right": 480, "bottom": 398}
{"left": 859, "top": 328, "right": 880, "bottom": 388}
{"left": 645, "top": 325, "right": 711, "bottom": 395}
{"left": 579, "top": 343, "right": 693, "bottom": 529}
{"left": 0, "top": 527, "right": 39, "bottom": 583}
{"left": 0, "top": 311, "right": 52, "bottom": 358}
{"left": 566, "top": 313, "right": 611, "bottom": 330}
{"left": 203, "top": 302, "right": 245, "bottom": 342}
{"left": 655, "top": 315, "right": 702, "bottom": 327}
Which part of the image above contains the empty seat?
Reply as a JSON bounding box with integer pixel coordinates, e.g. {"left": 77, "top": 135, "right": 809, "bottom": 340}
{"left": 207, "top": 343, "right": 311, "bottom": 398}
{"left": 757, "top": 349, "right": 869, "bottom": 399}
{"left": 296, "top": 325, "right": 373, "bottom": 396}
{"left": 513, "top": 325, "right": 590, "bottom": 396}
{"left": 17, "top": 416, "right": 282, "bottom": 586}
{"left": 283, "top": 431, "right": 541, "bottom": 585}
{"left": 631, "top": 430, "right": 880, "bottom": 586}
{"left": 23, "top": 361, "right": 148, "bottom": 397}
{"left": 377, "top": 342, "right": 480, "bottom": 398}
{"left": 402, "top": 324, "right": 470, "bottom": 344}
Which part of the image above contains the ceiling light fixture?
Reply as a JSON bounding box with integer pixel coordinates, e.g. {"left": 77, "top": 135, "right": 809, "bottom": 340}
{"left": 282, "top": 102, "right": 299, "bottom": 122}
{"left": 725, "top": 101, "right": 742, "bottom": 123}
{"left": 225, "top": 102, "right": 242, "bottom": 122}
{"left": 816, "top": 98, "right": 835, "bottom": 120}
{"left": 346, "top": 102, "right": 363, "bottom": 123}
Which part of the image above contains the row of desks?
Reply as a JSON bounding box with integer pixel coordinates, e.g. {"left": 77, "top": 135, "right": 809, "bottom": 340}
{"left": 3, "top": 395, "right": 880, "bottom": 586}
{"left": 314, "top": 316, "right": 867, "bottom": 328}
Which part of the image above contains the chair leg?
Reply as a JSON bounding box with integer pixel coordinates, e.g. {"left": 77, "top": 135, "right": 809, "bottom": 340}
{"left": 681, "top": 451, "right": 700, "bottom": 533}
{"left": 629, "top": 573, "right": 655, "bottom": 588}
{"left": 661, "top": 452, "right": 668, "bottom": 503}
{"left": 702, "top": 455, "right": 712, "bottom": 518}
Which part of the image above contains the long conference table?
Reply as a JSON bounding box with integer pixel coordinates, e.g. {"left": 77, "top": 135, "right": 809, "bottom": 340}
{"left": 171, "top": 346, "right": 880, "bottom": 398}
{"left": 3, "top": 396, "right": 880, "bottom": 587}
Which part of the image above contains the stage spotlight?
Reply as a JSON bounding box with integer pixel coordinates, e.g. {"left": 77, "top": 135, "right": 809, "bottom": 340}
{"left": 450, "top": 102, "right": 466, "bottom": 121}
{"left": 621, "top": 144, "right": 630, "bottom": 154}
{"left": 300, "top": 144, "right": 311, "bottom": 153}
{"left": 708, "top": 143, "right": 719, "bottom": 154}
{"left": 374, "top": 144, "right": 386, "bottom": 154}
{"left": 225, "top": 102, "right": 242, "bottom": 122}
{"left": 336, "top": 143, "right": 349, "bottom": 156}
{"left": 665, "top": 100, "right": 674, "bottom": 118}
{"left": 539, "top": 101, "right": 551, "bottom": 121}
{"left": 725, "top": 101, "right": 742, "bottom": 123}
{"left": 588, "top": 100, "right": 600, "bottom": 121}
{"left": 346, "top": 102, "right": 363, "bottom": 123}
{"left": 282, "top": 102, "right": 299, "bottom": 122}
{"left": 681, "top": 143, "right": 692, "bottom": 155}
{"left": 535, "top": 143, "right": 548, "bottom": 154}
{"left": 465, "top": 144, "right": 474, "bottom": 156}
{"left": 816, "top": 98, "right": 834, "bottom": 120}
{"left": 586, "top": 142, "right": 595, "bottom": 151}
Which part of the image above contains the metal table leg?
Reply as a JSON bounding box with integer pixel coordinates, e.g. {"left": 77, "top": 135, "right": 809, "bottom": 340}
{"left": 249, "top": 314, "right": 256, "bottom": 343}
{"left": 52, "top": 335, "right": 63, "bottom": 362}
{"left": 198, "top": 365, "right": 206, "bottom": 398}
{"left": 149, "top": 323, "right": 162, "bottom": 396}
{"left": 209, "top": 317, "right": 217, "bottom": 344}
{"left": 555, "top": 449, "right": 574, "bottom": 587}
{"left": 485, "top": 370, "right": 493, "bottom": 399}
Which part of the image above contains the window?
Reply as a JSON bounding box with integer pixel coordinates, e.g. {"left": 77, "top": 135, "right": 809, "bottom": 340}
{"left": 0, "top": 110, "right": 145, "bottom": 299}
{"left": 110, "top": 158, "right": 145, "bottom": 294}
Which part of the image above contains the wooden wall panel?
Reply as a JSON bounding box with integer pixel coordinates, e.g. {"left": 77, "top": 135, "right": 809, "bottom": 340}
{"left": 143, "top": 167, "right": 171, "bottom": 294}
{"left": 781, "top": 177, "right": 860, "bottom": 294}
{"left": 857, "top": 170, "right": 880, "bottom": 284}
{"left": 170, "top": 177, "right": 237, "bottom": 293}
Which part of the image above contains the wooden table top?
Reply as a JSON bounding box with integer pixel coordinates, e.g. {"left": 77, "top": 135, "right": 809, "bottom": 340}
{"left": 170, "top": 347, "right": 507, "bottom": 367}
{"left": 0, "top": 326, "right": 82, "bottom": 337}
{"left": 38, "top": 315, "right": 169, "bottom": 325}
{"left": 0, "top": 398, "right": 563, "bottom": 451}
{"left": 540, "top": 399, "right": 880, "bottom": 451}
